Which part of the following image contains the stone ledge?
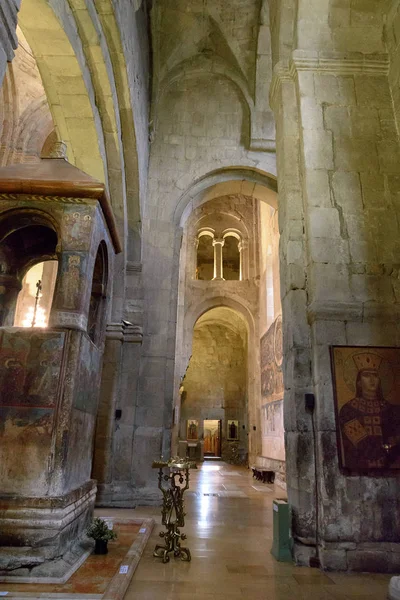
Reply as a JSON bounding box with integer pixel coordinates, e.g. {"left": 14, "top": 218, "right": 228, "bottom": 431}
{"left": 106, "top": 322, "right": 143, "bottom": 343}
{"left": 0, "top": 479, "right": 96, "bottom": 510}
{"left": 291, "top": 49, "right": 389, "bottom": 75}
{"left": 0, "top": 481, "right": 96, "bottom": 558}
{"left": 320, "top": 543, "right": 400, "bottom": 572}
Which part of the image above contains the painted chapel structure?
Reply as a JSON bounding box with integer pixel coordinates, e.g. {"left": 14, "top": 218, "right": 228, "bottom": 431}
{"left": 0, "top": 0, "right": 400, "bottom": 577}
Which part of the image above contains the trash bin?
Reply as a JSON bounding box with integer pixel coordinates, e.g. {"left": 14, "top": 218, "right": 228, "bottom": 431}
{"left": 271, "top": 498, "right": 292, "bottom": 562}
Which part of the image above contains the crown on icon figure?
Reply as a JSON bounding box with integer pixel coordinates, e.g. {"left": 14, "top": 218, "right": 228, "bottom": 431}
{"left": 353, "top": 352, "right": 382, "bottom": 372}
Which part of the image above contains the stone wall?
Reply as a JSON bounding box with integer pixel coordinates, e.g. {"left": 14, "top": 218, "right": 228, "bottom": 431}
{"left": 0, "top": 27, "right": 54, "bottom": 166}
{"left": 270, "top": 0, "right": 400, "bottom": 572}
{"left": 135, "top": 2, "right": 277, "bottom": 495}
{"left": 387, "top": 1, "right": 400, "bottom": 135}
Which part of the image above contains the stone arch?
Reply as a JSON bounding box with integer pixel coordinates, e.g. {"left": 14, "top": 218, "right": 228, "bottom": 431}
{"left": 18, "top": 0, "right": 106, "bottom": 183}
{"left": 13, "top": 96, "right": 54, "bottom": 163}
{"left": 175, "top": 166, "right": 278, "bottom": 226}
{"left": 18, "top": 0, "right": 144, "bottom": 262}
{"left": 186, "top": 295, "right": 254, "bottom": 338}
{"left": 159, "top": 55, "right": 254, "bottom": 118}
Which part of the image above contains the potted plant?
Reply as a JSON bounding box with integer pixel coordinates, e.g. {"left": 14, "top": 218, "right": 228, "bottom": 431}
{"left": 87, "top": 517, "right": 117, "bottom": 555}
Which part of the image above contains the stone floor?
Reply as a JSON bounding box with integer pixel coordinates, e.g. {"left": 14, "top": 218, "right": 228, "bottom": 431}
{"left": 96, "top": 462, "right": 392, "bottom": 600}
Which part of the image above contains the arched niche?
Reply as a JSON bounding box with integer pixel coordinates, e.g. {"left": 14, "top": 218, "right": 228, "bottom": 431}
{"left": 88, "top": 241, "right": 108, "bottom": 346}
{"left": 0, "top": 209, "right": 59, "bottom": 326}
{"left": 196, "top": 230, "right": 214, "bottom": 281}
{"left": 14, "top": 260, "right": 58, "bottom": 328}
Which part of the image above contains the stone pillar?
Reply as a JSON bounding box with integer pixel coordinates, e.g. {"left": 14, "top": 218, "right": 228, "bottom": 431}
{"left": 270, "top": 65, "right": 315, "bottom": 563}
{"left": 271, "top": 44, "right": 400, "bottom": 571}
{"left": 131, "top": 219, "right": 181, "bottom": 503}
{"left": 94, "top": 322, "right": 143, "bottom": 506}
{"left": 212, "top": 238, "right": 225, "bottom": 280}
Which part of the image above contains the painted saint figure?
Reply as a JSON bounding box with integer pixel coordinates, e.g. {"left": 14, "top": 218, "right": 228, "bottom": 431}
{"left": 339, "top": 352, "right": 400, "bottom": 470}
{"left": 228, "top": 420, "right": 238, "bottom": 440}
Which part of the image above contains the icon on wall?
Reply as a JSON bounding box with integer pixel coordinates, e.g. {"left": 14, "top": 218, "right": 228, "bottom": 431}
{"left": 187, "top": 419, "right": 199, "bottom": 440}
{"left": 227, "top": 419, "right": 239, "bottom": 440}
{"left": 330, "top": 346, "right": 400, "bottom": 472}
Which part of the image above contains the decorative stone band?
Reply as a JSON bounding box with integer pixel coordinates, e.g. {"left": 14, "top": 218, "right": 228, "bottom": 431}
{"left": 249, "top": 138, "right": 276, "bottom": 152}
{"left": 270, "top": 50, "right": 390, "bottom": 109}
{"left": 0, "top": 192, "right": 95, "bottom": 205}
{"left": 106, "top": 321, "right": 143, "bottom": 343}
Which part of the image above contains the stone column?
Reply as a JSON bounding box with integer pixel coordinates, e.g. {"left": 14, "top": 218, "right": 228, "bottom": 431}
{"left": 238, "top": 240, "right": 248, "bottom": 281}
{"left": 193, "top": 236, "right": 199, "bottom": 279}
{"left": 131, "top": 219, "right": 181, "bottom": 503}
{"left": 212, "top": 237, "right": 225, "bottom": 280}
{"left": 271, "top": 44, "right": 400, "bottom": 571}
{"left": 270, "top": 66, "right": 315, "bottom": 563}
{"left": 94, "top": 322, "right": 143, "bottom": 506}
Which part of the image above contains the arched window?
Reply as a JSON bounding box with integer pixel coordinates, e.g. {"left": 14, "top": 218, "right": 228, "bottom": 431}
{"left": 196, "top": 233, "right": 214, "bottom": 281}
{"left": 222, "top": 235, "right": 240, "bottom": 281}
{"left": 88, "top": 242, "right": 108, "bottom": 345}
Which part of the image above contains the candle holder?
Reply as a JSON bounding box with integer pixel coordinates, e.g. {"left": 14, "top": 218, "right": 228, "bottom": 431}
{"left": 152, "top": 457, "right": 197, "bottom": 563}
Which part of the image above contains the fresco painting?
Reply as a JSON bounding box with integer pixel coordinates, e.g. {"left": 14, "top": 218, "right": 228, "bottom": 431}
{"left": 260, "top": 315, "right": 284, "bottom": 402}
{"left": 0, "top": 329, "right": 65, "bottom": 407}
{"left": 53, "top": 252, "right": 88, "bottom": 312}
{"left": 62, "top": 207, "right": 93, "bottom": 251}
{"left": 331, "top": 346, "right": 400, "bottom": 471}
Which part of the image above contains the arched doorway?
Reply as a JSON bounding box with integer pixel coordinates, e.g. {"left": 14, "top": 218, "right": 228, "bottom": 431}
{"left": 179, "top": 306, "right": 248, "bottom": 463}
{"left": 173, "top": 169, "right": 284, "bottom": 479}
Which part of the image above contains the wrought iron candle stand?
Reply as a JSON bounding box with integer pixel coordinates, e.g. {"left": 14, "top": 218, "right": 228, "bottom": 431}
{"left": 152, "top": 457, "right": 197, "bottom": 563}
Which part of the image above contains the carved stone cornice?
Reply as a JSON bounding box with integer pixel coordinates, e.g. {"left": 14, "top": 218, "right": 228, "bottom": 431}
{"left": 291, "top": 49, "right": 389, "bottom": 76}
{"left": 106, "top": 321, "right": 143, "bottom": 343}
{"left": 270, "top": 50, "right": 390, "bottom": 110}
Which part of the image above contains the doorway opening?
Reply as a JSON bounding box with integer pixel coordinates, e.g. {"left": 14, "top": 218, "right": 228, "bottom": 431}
{"left": 203, "top": 419, "right": 221, "bottom": 458}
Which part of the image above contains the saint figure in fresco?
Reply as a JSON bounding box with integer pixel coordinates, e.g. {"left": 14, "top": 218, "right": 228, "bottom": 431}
{"left": 339, "top": 352, "right": 400, "bottom": 470}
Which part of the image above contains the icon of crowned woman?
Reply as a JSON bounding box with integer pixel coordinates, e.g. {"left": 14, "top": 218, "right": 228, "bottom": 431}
{"left": 339, "top": 352, "right": 400, "bottom": 470}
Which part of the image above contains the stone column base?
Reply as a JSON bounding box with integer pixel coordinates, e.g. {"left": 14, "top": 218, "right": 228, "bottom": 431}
{"left": 319, "top": 542, "right": 400, "bottom": 573}
{"left": 389, "top": 576, "right": 400, "bottom": 600}
{"left": 0, "top": 480, "right": 96, "bottom": 579}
